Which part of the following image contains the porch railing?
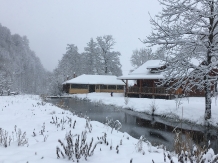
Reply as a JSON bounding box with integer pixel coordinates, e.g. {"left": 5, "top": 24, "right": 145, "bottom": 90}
{"left": 128, "top": 87, "right": 169, "bottom": 94}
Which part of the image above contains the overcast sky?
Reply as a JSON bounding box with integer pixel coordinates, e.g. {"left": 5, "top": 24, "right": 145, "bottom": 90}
{"left": 0, "top": 0, "right": 162, "bottom": 74}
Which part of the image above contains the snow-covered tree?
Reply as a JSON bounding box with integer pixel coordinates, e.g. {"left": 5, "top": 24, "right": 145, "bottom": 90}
{"left": 0, "top": 24, "right": 49, "bottom": 95}
{"left": 154, "top": 47, "right": 166, "bottom": 60}
{"left": 47, "top": 70, "right": 63, "bottom": 96}
{"left": 83, "top": 38, "right": 100, "bottom": 74}
{"left": 82, "top": 36, "right": 122, "bottom": 76}
{"left": 55, "top": 45, "right": 80, "bottom": 78}
{"left": 130, "top": 48, "right": 155, "bottom": 68}
{"left": 48, "top": 36, "right": 123, "bottom": 95}
{"left": 48, "top": 44, "right": 83, "bottom": 95}
{"left": 143, "top": 0, "right": 218, "bottom": 120}
{"left": 96, "top": 35, "right": 122, "bottom": 76}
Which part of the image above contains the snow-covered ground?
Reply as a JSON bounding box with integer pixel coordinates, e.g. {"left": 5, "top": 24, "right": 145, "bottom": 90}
{"left": 0, "top": 95, "right": 179, "bottom": 163}
{"left": 69, "top": 93, "right": 218, "bottom": 127}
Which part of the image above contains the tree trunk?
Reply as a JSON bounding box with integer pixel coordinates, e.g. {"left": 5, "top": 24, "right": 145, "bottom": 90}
{"left": 205, "top": 80, "right": 211, "bottom": 120}
{"left": 215, "top": 81, "right": 217, "bottom": 92}
{"left": 105, "top": 66, "right": 107, "bottom": 74}
{"left": 204, "top": 0, "right": 213, "bottom": 120}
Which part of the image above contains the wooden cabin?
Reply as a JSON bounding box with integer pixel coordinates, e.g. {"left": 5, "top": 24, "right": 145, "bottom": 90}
{"left": 118, "top": 59, "right": 218, "bottom": 99}
{"left": 117, "top": 60, "right": 182, "bottom": 99}
{"left": 63, "top": 74, "right": 125, "bottom": 94}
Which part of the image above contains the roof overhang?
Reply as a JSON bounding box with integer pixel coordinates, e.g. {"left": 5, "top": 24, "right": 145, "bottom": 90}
{"left": 117, "top": 75, "right": 164, "bottom": 80}
{"left": 63, "top": 74, "right": 125, "bottom": 85}
{"left": 63, "top": 82, "right": 125, "bottom": 85}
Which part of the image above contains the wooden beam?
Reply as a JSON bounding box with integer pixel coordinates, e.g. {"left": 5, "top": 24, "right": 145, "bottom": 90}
{"left": 121, "top": 79, "right": 126, "bottom": 85}
{"left": 125, "top": 80, "right": 128, "bottom": 97}
{"left": 152, "top": 80, "right": 155, "bottom": 99}
{"left": 152, "top": 80, "right": 154, "bottom": 94}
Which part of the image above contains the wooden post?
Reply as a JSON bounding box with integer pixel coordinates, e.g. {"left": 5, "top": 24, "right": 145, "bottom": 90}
{"left": 152, "top": 80, "right": 155, "bottom": 99}
{"left": 88, "top": 85, "right": 90, "bottom": 93}
{"left": 126, "top": 80, "right": 128, "bottom": 97}
{"left": 140, "top": 80, "right": 142, "bottom": 98}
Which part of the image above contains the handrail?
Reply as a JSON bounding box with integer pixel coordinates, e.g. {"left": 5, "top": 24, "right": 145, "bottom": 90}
{"left": 128, "top": 86, "right": 169, "bottom": 94}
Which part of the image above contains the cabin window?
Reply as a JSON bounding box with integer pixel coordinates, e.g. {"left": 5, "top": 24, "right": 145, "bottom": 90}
{"left": 100, "top": 85, "right": 107, "bottom": 89}
{"left": 71, "top": 84, "right": 88, "bottom": 89}
{"left": 117, "top": 85, "right": 124, "bottom": 90}
{"left": 108, "top": 85, "right": 116, "bottom": 89}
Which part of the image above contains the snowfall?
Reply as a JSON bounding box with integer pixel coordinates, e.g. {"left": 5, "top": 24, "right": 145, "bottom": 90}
{"left": 0, "top": 94, "right": 217, "bottom": 163}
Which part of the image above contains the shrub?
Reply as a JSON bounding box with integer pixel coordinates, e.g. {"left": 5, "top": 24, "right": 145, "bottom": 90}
{"left": 56, "top": 131, "right": 102, "bottom": 162}
{"left": 16, "top": 128, "right": 28, "bottom": 146}
{"left": 0, "top": 128, "right": 11, "bottom": 147}
{"left": 0, "top": 126, "right": 28, "bottom": 148}
{"left": 149, "top": 100, "right": 158, "bottom": 116}
{"left": 105, "top": 117, "right": 122, "bottom": 133}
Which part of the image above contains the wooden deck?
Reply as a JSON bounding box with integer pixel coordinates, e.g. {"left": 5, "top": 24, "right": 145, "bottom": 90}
{"left": 128, "top": 87, "right": 170, "bottom": 94}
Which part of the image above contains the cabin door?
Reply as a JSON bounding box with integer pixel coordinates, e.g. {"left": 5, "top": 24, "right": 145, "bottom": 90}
{"left": 89, "top": 85, "right": 95, "bottom": 93}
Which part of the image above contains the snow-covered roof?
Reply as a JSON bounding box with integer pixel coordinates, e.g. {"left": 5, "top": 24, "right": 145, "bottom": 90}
{"left": 117, "top": 60, "right": 165, "bottom": 80}
{"left": 63, "top": 74, "right": 125, "bottom": 85}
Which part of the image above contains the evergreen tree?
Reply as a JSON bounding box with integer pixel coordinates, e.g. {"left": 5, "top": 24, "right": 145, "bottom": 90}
{"left": 83, "top": 38, "right": 100, "bottom": 74}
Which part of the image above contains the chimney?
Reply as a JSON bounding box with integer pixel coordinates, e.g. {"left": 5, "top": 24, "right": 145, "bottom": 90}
{"left": 74, "top": 72, "right": 76, "bottom": 78}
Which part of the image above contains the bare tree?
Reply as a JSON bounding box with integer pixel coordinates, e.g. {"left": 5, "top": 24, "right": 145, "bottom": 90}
{"left": 143, "top": 0, "right": 218, "bottom": 120}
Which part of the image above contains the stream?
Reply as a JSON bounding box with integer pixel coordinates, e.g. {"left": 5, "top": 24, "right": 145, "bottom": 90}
{"left": 48, "top": 97, "right": 218, "bottom": 153}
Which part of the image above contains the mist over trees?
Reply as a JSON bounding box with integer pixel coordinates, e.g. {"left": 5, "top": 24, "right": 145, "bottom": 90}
{"left": 48, "top": 35, "right": 122, "bottom": 95}
{"left": 0, "top": 24, "right": 49, "bottom": 94}
{"left": 143, "top": 0, "right": 218, "bottom": 120}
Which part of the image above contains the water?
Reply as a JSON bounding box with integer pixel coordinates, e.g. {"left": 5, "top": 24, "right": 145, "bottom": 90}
{"left": 48, "top": 97, "right": 218, "bottom": 153}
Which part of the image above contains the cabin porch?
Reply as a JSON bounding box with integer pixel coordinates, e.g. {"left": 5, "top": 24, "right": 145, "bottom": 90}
{"left": 63, "top": 84, "right": 124, "bottom": 94}
{"left": 124, "top": 79, "right": 182, "bottom": 99}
